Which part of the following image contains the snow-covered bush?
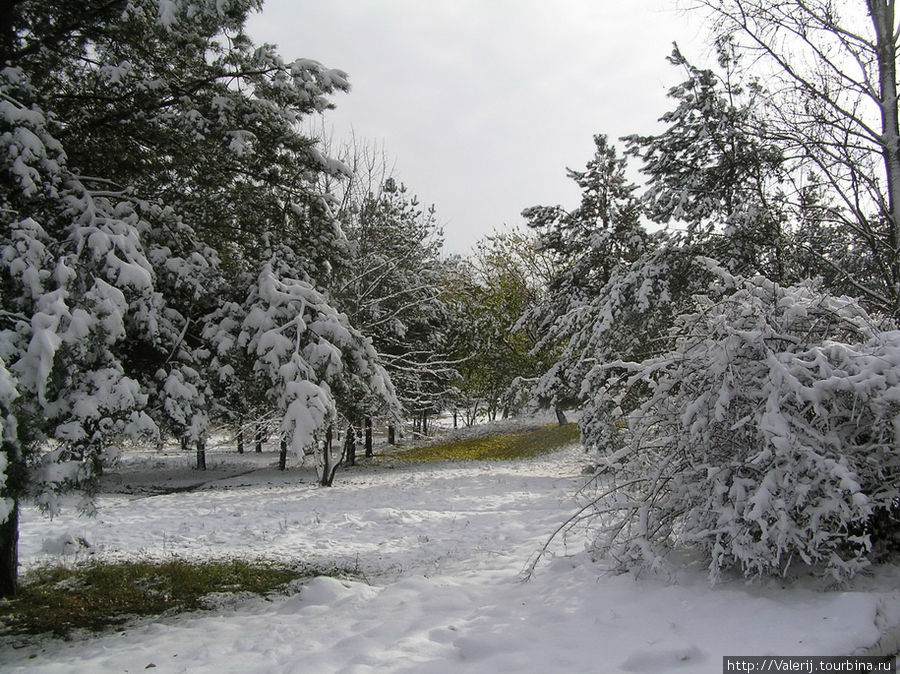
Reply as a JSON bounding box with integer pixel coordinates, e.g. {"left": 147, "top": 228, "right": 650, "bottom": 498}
{"left": 581, "top": 259, "right": 900, "bottom": 582}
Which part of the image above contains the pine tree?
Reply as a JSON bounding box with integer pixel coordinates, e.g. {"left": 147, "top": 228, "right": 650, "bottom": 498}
{"left": 0, "top": 0, "right": 392, "bottom": 594}
{"left": 623, "top": 43, "right": 788, "bottom": 280}
{"left": 334, "top": 170, "right": 455, "bottom": 439}
{"left": 521, "top": 134, "right": 648, "bottom": 418}
{"left": 0, "top": 74, "right": 181, "bottom": 593}
{"left": 580, "top": 260, "right": 900, "bottom": 582}
{"left": 692, "top": 0, "right": 900, "bottom": 315}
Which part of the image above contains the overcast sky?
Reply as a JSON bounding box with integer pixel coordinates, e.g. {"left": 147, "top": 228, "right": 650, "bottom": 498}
{"left": 246, "top": 1, "right": 710, "bottom": 254}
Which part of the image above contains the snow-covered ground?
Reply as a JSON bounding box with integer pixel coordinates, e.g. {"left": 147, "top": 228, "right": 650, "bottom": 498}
{"left": 2, "top": 428, "right": 899, "bottom": 673}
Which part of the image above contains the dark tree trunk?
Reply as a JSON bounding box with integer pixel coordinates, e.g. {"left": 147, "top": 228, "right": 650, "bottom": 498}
{"left": 421, "top": 412, "right": 428, "bottom": 437}
{"left": 255, "top": 426, "right": 263, "bottom": 453}
{"left": 321, "top": 425, "right": 336, "bottom": 487}
{"left": 0, "top": 500, "right": 18, "bottom": 598}
{"left": 345, "top": 423, "right": 357, "bottom": 467}
{"left": 236, "top": 425, "right": 244, "bottom": 454}
{"left": 279, "top": 437, "right": 287, "bottom": 471}
{"left": 453, "top": 409, "right": 458, "bottom": 428}
{"left": 181, "top": 436, "right": 189, "bottom": 451}
{"left": 321, "top": 427, "right": 332, "bottom": 486}
{"left": 364, "top": 417, "right": 373, "bottom": 457}
{"left": 555, "top": 405, "right": 568, "bottom": 426}
{"left": 0, "top": 0, "right": 17, "bottom": 66}
{"left": 196, "top": 438, "right": 206, "bottom": 470}
{"left": 387, "top": 423, "right": 396, "bottom": 445}
{"left": 91, "top": 443, "right": 104, "bottom": 477}
{"left": 0, "top": 437, "right": 24, "bottom": 598}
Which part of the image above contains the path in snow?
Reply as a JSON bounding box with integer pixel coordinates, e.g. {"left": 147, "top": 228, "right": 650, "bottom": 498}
{"left": 2, "top": 439, "right": 898, "bottom": 673}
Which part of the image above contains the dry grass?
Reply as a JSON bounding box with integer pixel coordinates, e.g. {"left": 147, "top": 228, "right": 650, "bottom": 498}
{"left": 0, "top": 559, "right": 348, "bottom": 638}
{"left": 390, "top": 422, "right": 581, "bottom": 463}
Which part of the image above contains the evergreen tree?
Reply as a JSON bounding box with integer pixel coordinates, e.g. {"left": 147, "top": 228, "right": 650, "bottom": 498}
{"left": 580, "top": 261, "right": 900, "bottom": 582}
{"left": 334, "top": 170, "right": 456, "bottom": 438}
{"left": 521, "top": 135, "right": 648, "bottom": 419}
{"left": 7, "top": 0, "right": 357, "bottom": 453}
{"left": 623, "top": 43, "right": 789, "bottom": 280}
{"left": 0, "top": 0, "right": 394, "bottom": 594}
{"left": 693, "top": 0, "right": 900, "bottom": 316}
{"left": 0, "top": 77, "right": 185, "bottom": 593}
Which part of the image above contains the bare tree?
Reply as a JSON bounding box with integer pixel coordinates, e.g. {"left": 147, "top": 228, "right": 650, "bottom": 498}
{"left": 693, "top": 0, "right": 900, "bottom": 314}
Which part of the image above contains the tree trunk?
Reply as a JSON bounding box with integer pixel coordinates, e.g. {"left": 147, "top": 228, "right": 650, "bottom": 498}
{"left": 345, "top": 423, "right": 356, "bottom": 467}
{"left": 387, "top": 423, "right": 396, "bottom": 445}
{"left": 869, "top": 0, "right": 900, "bottom": 312}
{"left": 91, "top": 442, "right": 104, "bottom": 477}
{"left": 236, "top": 425, "right": 244, "bottom": 454}
{"left": 255, "top": 426, "right": 263, "bottom": 453}
{"left": 279, "top": 437, "right": 287, "bottom": 471}
{"left": 321, "top": 425, "right": 333, "bottom": 487}
{"left": 453, "top": 409, "right": 458, "bottom": 428}
{"left": 196, "top": 438, "right": 206, "bottom": 470}
{"left": 364, "top": 416, "right": 373, "bottom": 457}
{"left": 0, "top": 437, "right": 24, "bottom": 598}
{"left": 321, "top": 424, "right": 345, "bottom": 487}
{"left": 421, "top": 412, "right": 428, "bottom": 437}
{"left": 466, "top": 401, "right": 479, "bottom": 426}
{"left": 180, "top": 436, "right": 189, "bottom": 451}
{"left": 0, "top": 500, "right": 18, "bottom": 598}
{"left": 555, "top": 405, "right": 568, "bottom": 426}
{"left": 0, "top": 0, "right": 16, "bottom": 66}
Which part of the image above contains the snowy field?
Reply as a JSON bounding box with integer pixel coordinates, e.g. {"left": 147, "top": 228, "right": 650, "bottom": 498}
{"left": 2, "top": 427, "right": 900, "bottom": 673}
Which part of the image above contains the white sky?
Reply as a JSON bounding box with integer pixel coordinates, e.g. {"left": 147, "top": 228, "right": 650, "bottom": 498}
{"left": 246, "top": 1, "right": 710, "bottom": 254}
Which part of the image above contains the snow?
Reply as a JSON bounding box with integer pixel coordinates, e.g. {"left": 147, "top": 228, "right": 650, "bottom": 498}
{"left": 2, "top": 431, "right": 899, "bottom": 672}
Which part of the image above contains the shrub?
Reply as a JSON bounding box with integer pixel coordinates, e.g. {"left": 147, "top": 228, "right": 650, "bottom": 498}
{"left": 581, "top": 260, "right": 900, "bottom": 582}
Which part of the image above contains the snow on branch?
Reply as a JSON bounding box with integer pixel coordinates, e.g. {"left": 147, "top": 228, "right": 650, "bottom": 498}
{"left": 580, "top": 262, "right": 900, "bottom": 582}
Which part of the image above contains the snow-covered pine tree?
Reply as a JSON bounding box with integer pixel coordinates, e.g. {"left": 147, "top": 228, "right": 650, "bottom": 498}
{"left": 521, "top": 134, "right": 649, "bottom": 421}
{"left": 0, "top": 70, "right": 179, "bottom": 595}
{"left": 332, "top": 164, "right": 456, "bottom": 440}
{"left": 0, "top": 0, "right": 392, "bottom": 594}
{"left": 203, "top": 240, "right": 397, "bottom": 485}
{"left": 692, "top": 0, "right": 900, "bottom": 317}
{"left": 10, "top": 0, "right": 359, "bottom": 449}
{"left": 31, "top": 0, "right": 352, "bottom": 281}
{"left": 623, "top": 43, "right": 789, "bottom": 281}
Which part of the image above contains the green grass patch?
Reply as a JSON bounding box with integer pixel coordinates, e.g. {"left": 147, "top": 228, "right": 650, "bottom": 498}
{"left": 0, "top": 559, "right": 341, "bottom": 638}
{"left": 393, "top": 422, "right": 581, "bottom": 463}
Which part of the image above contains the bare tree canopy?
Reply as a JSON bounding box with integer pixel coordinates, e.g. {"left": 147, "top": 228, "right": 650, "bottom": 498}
{"left": 692, "top": 0, "right": 900, "bottom": 313}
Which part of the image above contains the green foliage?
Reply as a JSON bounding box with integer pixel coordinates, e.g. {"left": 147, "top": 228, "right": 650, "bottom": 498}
{"left": 623, "top": 43, "right": 789, "bottom": 281}
{"left": 0, "top": 559, "right": 347, "bottom": 638}
{"left": 520, "top": 135, "right": 650, "bottom": 413}
{"left": 443, "top": 229, "right": 552, "bottom": 422}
